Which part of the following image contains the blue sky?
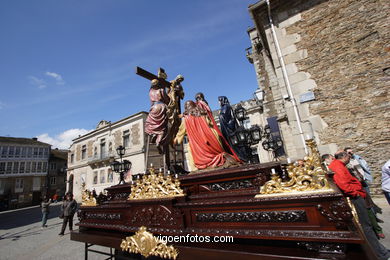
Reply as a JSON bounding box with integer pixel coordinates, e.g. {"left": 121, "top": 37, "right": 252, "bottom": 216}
{"left": 0, "top": 0, "right": 258, "bottom": 148}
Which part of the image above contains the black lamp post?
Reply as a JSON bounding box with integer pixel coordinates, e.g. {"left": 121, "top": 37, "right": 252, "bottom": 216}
{"left": 110, "top": 145, "right": 132, "bottom": 185}
{"left": 261, "top": 124, "right": 283, "bottom": 157}
{"left": 229, "top": 104, "right": 262, "bottom": 164}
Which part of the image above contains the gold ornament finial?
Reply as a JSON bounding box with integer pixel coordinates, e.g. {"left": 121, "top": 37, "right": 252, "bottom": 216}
{"left": 128, "top": 166, "right": 184, "bottom": 200}
{"left": 256, "top": 139, "right": 333, "bottom": 197}
{"left": 81, "top": 183, "right": 97, "bottom": 206}
{"left": 120, "top": 226, "right": 178, "bottom": 259}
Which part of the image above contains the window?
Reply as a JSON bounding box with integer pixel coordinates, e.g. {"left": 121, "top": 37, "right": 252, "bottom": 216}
{"left": 123, "top": 130, "right": 130, "bottom": 147}
{"left": 33, "top": 147, "right": 38, "bottom": 158}
{"left": 81, "top": 145, "right": 87, "bottom": 160}
{"left": 32, "top": 162, "right": 37, "bottom": 173}
{"left": 21, "top": 147, "right": 26, "bottom": 157}
{"left": 43, "top": 162, "right": 48, "bottom": 172}
{"left": 6, "top": 162, "right": 12, "bottom": 174}
{"left": 38, "top": 148, "right": 43, "bottom": 158}
{"left": 93, "top": 171, "right": 98, "bottom": 184}
{"left": 37, "top": 162, "right": 42, "bottom": 172}
{"left": 100, "top": 170, "right": 105, "bottom": 183}
{"left": 70, "top": 154, "right": 74, "bottom": 163}
{"left": 94, "top": 147, "right": 97, "bottom": 157}
{"left": 44, "top": 148, "right": 49, "bottom": 157}
{"left": 50, "top": 177, "right": 56, "bottom": 185}
{"left": 1, "top": 146, "right": 7, "bottom": 158}
{"left": 15, "top": 178, "right": 24, "bottom": 192}
{"left": 27, "top": 147, "right": 32, "bottom": 158}
{"left": 15, "top": 147, "right": 21, "bottom": 158}
{"left": 8, "top": 146, "right": 15, "bottom": 158}
{"left": 19, "top": 162, "right": 25, "bottom": 173}
{"left": 108, "top": 169, "right": 113, "bottom": 183}
{"left": 13, "top": 162, "right": 19, "bottom": 174}
{"left": 0, "top": 162, "right": 5, "bottom": 174}
{"left": 26, "top": 162, "right": 31, "bottom": 173}
{"left": 100, "top": 139, "right": 106, "bottom": 158}
{"left": 50, "top": 163, "right": 56, "bottom": 170}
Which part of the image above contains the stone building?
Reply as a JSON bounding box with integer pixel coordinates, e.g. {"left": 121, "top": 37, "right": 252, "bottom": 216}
{"left": 246, "top": 0, "right": 390, "bottom": 187}
{"left": 47, "top": 148, "right": 68, "bottom": 200}
{"left": 0, "top": 137, "right": 51, "bottom": 209}
{"left": 67, "top": 112, "right": 148, "bottom": 201}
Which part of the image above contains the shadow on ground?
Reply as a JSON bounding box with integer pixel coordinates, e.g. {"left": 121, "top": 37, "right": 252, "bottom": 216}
{"left": 0, "top": 204, "right": 62, "bottom": 230}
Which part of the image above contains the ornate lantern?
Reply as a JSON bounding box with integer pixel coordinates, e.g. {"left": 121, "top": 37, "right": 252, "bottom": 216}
{"left": 234, "top": 104, "right": 247, "bottom": 122}
{"left": 249, "top": 125, "right": 262, "bottom": 144}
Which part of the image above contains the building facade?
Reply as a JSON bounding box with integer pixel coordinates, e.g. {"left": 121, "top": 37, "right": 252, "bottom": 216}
{"left": 48, "top": 148, "right": 68, "bottom": 200}
{"left": 67, "top": 112, "right": 148, "bottom": 201}
{"left": 0, "top": 137, "right": 51, "bottom": 210}
{"left": 247, "top": 0, "right": 389, "bottom": 188}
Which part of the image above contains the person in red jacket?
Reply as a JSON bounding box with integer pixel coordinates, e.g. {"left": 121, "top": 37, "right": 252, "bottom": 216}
{"left": 329, "top": 151, "right": 389, "bottom": 260}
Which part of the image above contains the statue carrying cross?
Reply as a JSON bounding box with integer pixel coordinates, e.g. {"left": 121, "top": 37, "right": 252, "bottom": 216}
{"left": 136, "top": 67, "right": 185, "bottom": 173}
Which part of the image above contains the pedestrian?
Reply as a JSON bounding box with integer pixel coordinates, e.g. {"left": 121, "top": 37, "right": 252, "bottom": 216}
{"left": 41, "top": 197, "right": 51, "bottom": 228}
{"left": 59, "top": 192, "right": 77, "bottom": 236}
{"left": 344, "top": 147, "right": 373, "bottom": 184}
{"left": 52, "top": 193, "right": 58, "bottom": 202}
{"left": 329, "top": 151, "right": 390, "bottom": 260}
{"left": 321, "top": 153, "right": 334, "bottom": 173}
{"left": 382, "top": 159, "right": 390, "bottom": 205}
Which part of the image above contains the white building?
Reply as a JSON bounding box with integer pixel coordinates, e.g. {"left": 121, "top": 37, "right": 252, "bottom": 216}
{"left": 0, "top": 137, "right": 51, "bottom": 209}
{"left": 67, "top": 112, "right": 148, "bottom": 201}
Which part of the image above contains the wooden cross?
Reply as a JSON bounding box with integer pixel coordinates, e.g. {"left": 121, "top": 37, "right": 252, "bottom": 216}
{"left": 135, "top": 67, "right": 170, "bottom": 88}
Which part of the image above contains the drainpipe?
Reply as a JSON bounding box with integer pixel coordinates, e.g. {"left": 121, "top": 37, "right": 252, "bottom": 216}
{"left": 265, "top": 0, "right": 308, "bottom": 154}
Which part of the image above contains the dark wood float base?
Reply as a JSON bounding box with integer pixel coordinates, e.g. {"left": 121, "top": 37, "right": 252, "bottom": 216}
{"left": 71, "top": 163, "right": 374, "bottom": 259}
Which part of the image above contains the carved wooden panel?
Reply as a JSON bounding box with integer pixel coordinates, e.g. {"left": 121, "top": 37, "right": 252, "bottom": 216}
{"left": 196, "top": 210, "right": 307, "bottom": 223}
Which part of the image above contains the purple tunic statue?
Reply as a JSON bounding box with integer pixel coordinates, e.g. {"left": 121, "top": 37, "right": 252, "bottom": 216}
{"left": 145, "top": 79, "right": 169, "bottom": 152}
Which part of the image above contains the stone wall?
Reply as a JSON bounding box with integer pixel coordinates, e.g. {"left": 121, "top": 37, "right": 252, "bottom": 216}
{"left": 287, "top": 0, "right": 390, "bottom": 183}
{"left": 249, "top": 0, "right": 390, "bottom": 190}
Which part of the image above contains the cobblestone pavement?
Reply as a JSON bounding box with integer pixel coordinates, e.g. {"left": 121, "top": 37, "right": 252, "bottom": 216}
{"left": 0, "top": 199, "right": 389, "bottom": 260}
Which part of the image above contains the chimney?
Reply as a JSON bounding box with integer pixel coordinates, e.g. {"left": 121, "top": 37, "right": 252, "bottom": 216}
{"left": 32, "top": 137, "right": 38, "bottom": 141}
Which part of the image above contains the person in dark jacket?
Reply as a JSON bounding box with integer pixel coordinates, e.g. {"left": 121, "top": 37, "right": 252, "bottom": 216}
{"left": 41, "top": 197, "right": 51, "bottom": 228}
{"left": 59, "top": 192, "right": 77, "bottom": 236}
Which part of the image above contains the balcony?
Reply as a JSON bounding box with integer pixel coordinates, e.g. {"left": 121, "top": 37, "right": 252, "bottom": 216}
{"left": 88, "top": 152, "right": 115, "bottom": 168}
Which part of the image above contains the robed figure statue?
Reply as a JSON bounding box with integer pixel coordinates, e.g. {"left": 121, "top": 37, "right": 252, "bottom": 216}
{"left": 145, "top": 79, "right": 169, "bottom": 154}
{"left": 218, "top": 96, "right": 249, "bottom": 162}
{"left": 174, "top": 100, "right": 240, "bottom": 171}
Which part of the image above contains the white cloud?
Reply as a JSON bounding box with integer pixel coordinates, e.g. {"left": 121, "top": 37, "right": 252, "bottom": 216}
{"left": 29, "top": 76, "right": 47, "bottom": 89}
{"left": 46, "top": 71, "right": 65, "bottom": 85}
{"left": 37, "top": 128, "right": 92, "bottom": 149}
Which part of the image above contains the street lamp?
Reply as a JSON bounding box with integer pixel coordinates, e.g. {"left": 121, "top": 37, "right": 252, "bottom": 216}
{"left": 110, "top": 146, "right": 132, "bottom": 185}
{"left": 262, "top": 124, "right": 284, "bottom": 157}
{"left": 228, "top": 105, "right": 262, "bottom": 164}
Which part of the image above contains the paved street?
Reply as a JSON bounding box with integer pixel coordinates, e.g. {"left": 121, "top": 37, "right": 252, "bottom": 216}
{"left": 0, "top": 199, "right": 389, "bottom": 260}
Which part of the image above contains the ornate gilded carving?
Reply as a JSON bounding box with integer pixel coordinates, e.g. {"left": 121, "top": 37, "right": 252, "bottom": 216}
{"left": 317, "top": 199, "right": 353, "bottom": 229}
{"left": 120, "top": 226, "right": 178, "bottom": 260}
{"left": 196, "top": 210, "right": 307, "bottom": 223}
{"left": 81, "top": 183, "right": 97, "bottom": 206}
{"left": 257, "top": 139, "right": 333, "bottom": 196}
{"left": 128, "top": 167, "right": 184, "bottom": 200}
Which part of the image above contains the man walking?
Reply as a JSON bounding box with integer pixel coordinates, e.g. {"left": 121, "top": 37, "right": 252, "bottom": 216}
{"left": 41, "top": 197, "right": 51, "bottom": 228}
{"left": 59, "top": 192, "right": 77, "bottom": 236}
{"left": 329, "top": 151, "right": 389, "bottom": 260}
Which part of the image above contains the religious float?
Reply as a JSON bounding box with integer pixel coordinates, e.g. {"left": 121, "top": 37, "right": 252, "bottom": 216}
{"left": 71, "top": 68, "right": 375, "bottom": 260}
